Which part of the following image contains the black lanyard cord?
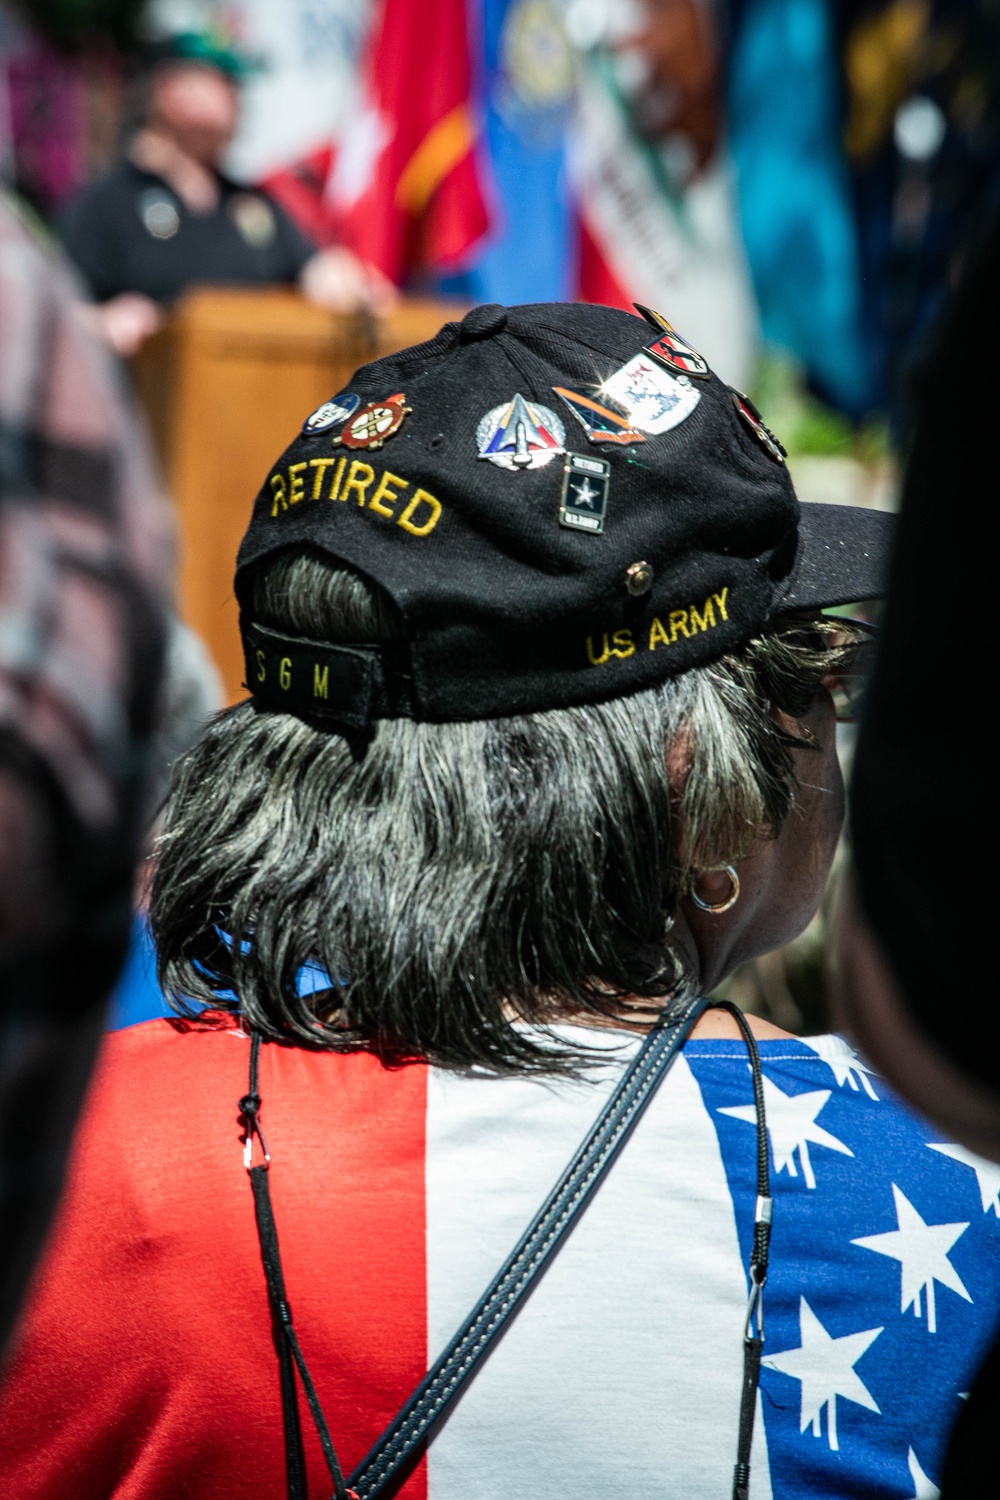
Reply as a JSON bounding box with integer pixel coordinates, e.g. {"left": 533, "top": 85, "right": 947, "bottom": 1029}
{"left": 239, "top": 999, "right": 769, "bottom": 1500}
{"left": 712, "top": 1001, "right": 772, "bottom": 1500}
{"left": 241, "top": 1032, "right": 353, "bottom": 1500}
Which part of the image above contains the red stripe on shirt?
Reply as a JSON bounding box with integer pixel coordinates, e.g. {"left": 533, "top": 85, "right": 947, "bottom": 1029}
{"left": 0, "top": 1017, "right": 429, "bottom": 1500}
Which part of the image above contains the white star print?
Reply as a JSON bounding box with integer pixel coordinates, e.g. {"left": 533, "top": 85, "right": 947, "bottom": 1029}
{"left": 719, "top": 1075, "right": 853, "bottom": 1188}
{"left": 907, "top": 1446, "right": 940, "bottom": 1498}
{"left": 803, "top": 1035, "right": 880, "bottom": 1099}
{"left": 853, "top": 1184, "right": 971, "bottom": 1332}
{"left": 928, "top": 1142, "right": 1000, "bottom": 1216}
{"left": 762, "top": 1297, "right": 882, "bottom": 1451}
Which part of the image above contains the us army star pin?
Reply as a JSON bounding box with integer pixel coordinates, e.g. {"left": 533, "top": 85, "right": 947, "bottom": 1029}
{"left": 559, "top": 453, "right": 611, "bottom": 534}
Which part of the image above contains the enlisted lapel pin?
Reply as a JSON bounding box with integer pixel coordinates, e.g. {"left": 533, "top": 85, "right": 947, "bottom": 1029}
{"left": 730, "top": 389, "right": 787, "bottom": 463}
{"left": 553, "top": 386, "right": 645, "bottom": 446}
{"left": 634, "top": 303, "right": 711, "bottom": 379}
{"left": 334, "top": 393, "right": 411, "bottom": 451}
{"left": 601, "top": 355, "right": 700, "bottom": 437}
{"left": 302, "top": 392, "right": 360, "bottom": 436}
{"left": 644, "top": 330, "right": 711, "bottom": 381}
{"left": 559, "top": 453, "right": 611, "bottom": 534}
{"left": 476, "top": 393, "right": 566, "bottom": 471}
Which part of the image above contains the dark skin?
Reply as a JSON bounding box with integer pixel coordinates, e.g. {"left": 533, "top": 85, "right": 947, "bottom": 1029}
{"left": 684, "top": 690, "right": 843, "bottom": 1039}
{"left": 567, "top": 688, "right": 844, "bottom": 1043}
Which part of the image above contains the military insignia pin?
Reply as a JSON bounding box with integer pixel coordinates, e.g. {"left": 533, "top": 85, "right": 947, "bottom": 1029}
{"left": 559, "top": 454, "right": 610, "bottom": 534}
{"left": 553, "top": 386, "right": 645, "bottom": 446}
{"left": 632, "top": 304, "right": 711, "bottom": 380}
{"left": 633, "top": 303, "right": 672, "bottom": 332}
{"left": 228, "top": 192, "right": 277, "bottom": 249}
{"left": 730, "top": 390, "right": 787, "bottom": 464}
{"left": 601, "top": 356, "right": 700, "bottom": 436}
{"left": 334, "top": 393, "right": 411, "bottom": 451}
{"left": 476, "top": 393, "right": 565, "bottom": 471}
{"left": 302, "top": 392, "right": 360, "bottom": 436}
{"left": 645, "top": 331, "right": 710, "bottom": 381}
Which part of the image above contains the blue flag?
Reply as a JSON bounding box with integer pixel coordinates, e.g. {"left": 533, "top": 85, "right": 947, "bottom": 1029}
{"left": 728, "top": 0, "right": 876, "bottom": 415}
{"left": 439, "top": 0, "right": 573, "bottom": 303}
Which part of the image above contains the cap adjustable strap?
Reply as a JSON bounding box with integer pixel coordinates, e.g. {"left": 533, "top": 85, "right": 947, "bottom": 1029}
{"left": 240, "top": 619, "right": 415, "bottom": 731}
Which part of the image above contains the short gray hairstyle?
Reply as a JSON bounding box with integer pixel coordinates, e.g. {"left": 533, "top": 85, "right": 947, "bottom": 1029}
{"left": 150, "top": 550, "right": 851, "bottom": 1071}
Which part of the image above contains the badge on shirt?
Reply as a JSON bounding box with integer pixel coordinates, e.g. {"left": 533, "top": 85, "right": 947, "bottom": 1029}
{"left": 137, "top": 188, "right": 180, "bottom": 240}
{"left": 229, "top": 193, "right": 276, "bottom": 249}
{"left": 334, "top": 394, "right": 412, "bottom": 451}
{"left": 559, "top": 454, "right": 610, "bottom": 534}
{"left": 552, "top": 386, "right": 645, "bottom": 446}
{"left": 302, "top": 393, "right": 360, "bottom": 436}
{"left": 730, "top": 390, "right": 787, "bottom": 464}
{"left": 600, "top": 356, "right": 700, "bottom": 436}
{"left": 476, "top": 393, "right": 566, "bottom": 470}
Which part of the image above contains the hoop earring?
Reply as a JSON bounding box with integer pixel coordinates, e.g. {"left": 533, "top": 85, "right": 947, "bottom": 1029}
{"left": 690, "top": 865, "right": 740, "bottom": 914}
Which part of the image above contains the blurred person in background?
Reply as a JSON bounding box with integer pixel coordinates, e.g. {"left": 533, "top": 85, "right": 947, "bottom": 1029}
{"left": 837, "top": 0, "right": 1000, "bottom": 419}
{"left": 60, "top": 32, "right": 394, "bottom": 359}
{"left": 0, "top": 184, "right": 171, "bottom": 1350}
{"left": 837, "top": 207, "right": 1000, "bottom": 1496}
{"left": 1, "top": 303, "right": 997, "bottom": 1500}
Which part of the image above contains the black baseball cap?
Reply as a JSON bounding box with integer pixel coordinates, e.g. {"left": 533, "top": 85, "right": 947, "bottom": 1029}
{"left": 236, "top": 302, "right": 893, "bottom": 730}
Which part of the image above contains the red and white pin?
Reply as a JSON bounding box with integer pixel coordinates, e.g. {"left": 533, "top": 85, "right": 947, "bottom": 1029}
{"left": 634, "top": 303, "right": 711, "bottom": 380}
{"left": 334, "top": 392, "right": 412, "bottom": 451}
{"left": 730, "top": 389, "right": 787, "bottom": 464}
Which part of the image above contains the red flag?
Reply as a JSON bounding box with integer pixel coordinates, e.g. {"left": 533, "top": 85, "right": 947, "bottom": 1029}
{"left": 328, "top": 0, "right": 489, "bottom": 285}
{"left": 574, "top": 212, "right": 633, "bottom": 313}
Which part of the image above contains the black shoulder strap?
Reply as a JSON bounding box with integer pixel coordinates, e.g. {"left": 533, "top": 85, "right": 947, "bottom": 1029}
{"left": 241, "top": 996, "right": 710, "bottom": 1500}
{"left": 349, "top": 996, "right": 711, "bottom": 1500}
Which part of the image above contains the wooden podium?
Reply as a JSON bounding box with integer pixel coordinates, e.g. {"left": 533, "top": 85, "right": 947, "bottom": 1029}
{"left": 131, "top": 288, "right": 463, "bottom": 702}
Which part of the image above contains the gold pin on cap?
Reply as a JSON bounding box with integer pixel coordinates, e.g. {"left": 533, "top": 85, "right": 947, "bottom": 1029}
{"left": 626, "top": 561, "right": 654, "bottom": 596}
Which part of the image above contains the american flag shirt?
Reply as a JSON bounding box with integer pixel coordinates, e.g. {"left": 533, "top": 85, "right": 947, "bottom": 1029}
{"left": 0, "top": 1017, "right": 996, "bottom": 1499}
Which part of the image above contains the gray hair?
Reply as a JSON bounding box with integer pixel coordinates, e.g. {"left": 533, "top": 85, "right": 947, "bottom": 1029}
{"left": 150, "top": 550, "right": 850, "bottom": 1071}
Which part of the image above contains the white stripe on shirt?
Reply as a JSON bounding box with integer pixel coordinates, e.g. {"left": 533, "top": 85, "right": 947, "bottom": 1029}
{"left": 425, "top": 1027, "right": 771, "bottom": 1498}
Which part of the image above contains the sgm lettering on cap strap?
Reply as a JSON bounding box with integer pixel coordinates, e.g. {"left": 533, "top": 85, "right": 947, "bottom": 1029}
{"left": 242, "top": 620, "right": 415, "bottom": 730}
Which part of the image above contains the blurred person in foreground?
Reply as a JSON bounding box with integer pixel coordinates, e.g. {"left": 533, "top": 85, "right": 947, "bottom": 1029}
{"left": 0, "top": 189, "right": 170, "bottom": 1348}
{"left": 1, "top": 303, "right": 995, "bottom": 1500}
{"left": 60, "top": 33, "right": 394, "bottom": 359}
{"left": 836, "top": 209, "right": 1000, "bottom": 1495}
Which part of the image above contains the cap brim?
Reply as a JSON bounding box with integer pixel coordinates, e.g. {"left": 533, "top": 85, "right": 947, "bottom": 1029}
{"left": 779, "top": 502, "right": 895, "bottom": 610}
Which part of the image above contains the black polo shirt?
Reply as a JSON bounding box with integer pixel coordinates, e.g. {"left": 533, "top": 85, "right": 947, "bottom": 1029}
{"left": 60, "top": 159, "right": 316, "bottom": 304}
